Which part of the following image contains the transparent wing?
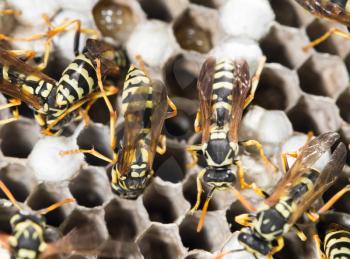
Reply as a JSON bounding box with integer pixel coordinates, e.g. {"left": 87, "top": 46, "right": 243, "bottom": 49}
{"left": 0, "top": 47, "right": 57, "bottom": 109}
{"left": 288, "top": 142, "right": 346, "bottom": 225}
{"left": 197, "top": 57, "right": 215, "bottom": 143}
{"left": 265, "top": 132, "right": 340, "bottom": 206}
{"left": 148, "top": 80, "right": 168, "bottom": 166}
{"left": 228, "top": 59, "right": 251, "bottom": 143}
{"left": 41, "top": 226, "right": 141, "bottom": 258}
{"left": 118, "top": 83, "right": 151, "bottom": 175}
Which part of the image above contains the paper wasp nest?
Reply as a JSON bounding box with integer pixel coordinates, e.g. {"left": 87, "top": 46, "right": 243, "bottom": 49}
{"left": 0, "top": 0, "right": 349, "bottom": 258}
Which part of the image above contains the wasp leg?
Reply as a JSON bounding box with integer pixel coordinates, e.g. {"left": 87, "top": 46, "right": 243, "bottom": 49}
{"left": 308, "top": 184, "right": 350, "bottom": 221}
{"left": 269, "top": 237, "right": 284, "bottom": 258}
{"left": 135, "top": 54, "right": 148, "bottom": 75}
{"left": 280, "top": 151, "right": 298, "bottom": 173}
{"left": 59, "top": 148, "right": 114, "bottom": 163}
{"left": 190, "top": 168, "right": 206, "bottom": 214}
{"left": 293, "top": 225, "right": 307, "bottom": 241}
{"left": 186, "top": 144, "right": 201, "bottom": 169}
{"left": 235, "top": 213, "right": 255, "bottom": 227}
{"left": 243, "top": 56, "right": 266, "bottom": 109}
{"left": 235, "top": 160, "right": 267, "bottom": 198}
{"left": 194, "top": 110, "right": 201, "bottom": 133}
{"left": 8, "top": 49, "right": 37, "bottom": 61}
{"left": 240, "top": 139, "right": 278, "bottom": 172}
{"left": 303, "top": 28, "right": 350, "bottom": 52}
{"left": 43, "top": 86, "right": 119, "bottom": 135}
{"left": 313, "top": 234, "right": 325, "bottom": 259}
{"left": 156, "top": 135, "right": 167, "bottom": 155}
{"left": 0, "top": 9, "right": 21, "bottom": 16}
{"left": 166, "top": 96, "right": 177, "bottom": 119}
{"left": 0, "top": 99, "right": 21, "bottom": 125}
{"left": 95, "top": 58, "right": 118, "bottom": 152}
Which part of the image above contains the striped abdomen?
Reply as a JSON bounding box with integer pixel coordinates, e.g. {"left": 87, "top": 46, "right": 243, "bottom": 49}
{"left": 121, "top": 65, "right": 152, "bottom": 132}
{"left": 324, "top": 228, "right": 350, "bottom": 259}
{"left": 0, "top": 64, "right": 55, "bottom": 112}
{"left": 211, "top": 59, "right": 234, "bottom": 127}
{"left": 55, "top": 53, "right": 98, "bottom": 107}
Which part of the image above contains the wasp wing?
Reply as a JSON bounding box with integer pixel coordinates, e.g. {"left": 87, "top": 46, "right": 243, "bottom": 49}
{"left": 147, "top": 80, "right": 168, "bottom": 167}
{"left": 288, "top": 142, "right": 346, "bottom": 225}
{"left": 228, "top": 59, "right": 251, "bottom": 143}
{"left": 0, "top": 47, "right": 57, "bottom": 110}
{"left": 118, "top": 80, "right": 151, "bottom": 175}
{"left": 85, "top": 39, "right": 120, "bottom": 76}
{"left": 265, "top": 132, "right": 340, "bottom": 206}
{"left": 197, "top": 57, "right": 215, "bottom": 143}
{"left": 41, "top": 226, "right": 141, "bottom": 258}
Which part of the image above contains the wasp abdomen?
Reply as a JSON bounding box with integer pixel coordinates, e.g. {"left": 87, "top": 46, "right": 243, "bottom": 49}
{"left": 324, "top": 229, "right": 350, "bottom": 259}
{"left": 211, "top": 59, "right": 234, "bottom": 127}
{"left": 56, "top": 53, "right": 98, "bottom": 107}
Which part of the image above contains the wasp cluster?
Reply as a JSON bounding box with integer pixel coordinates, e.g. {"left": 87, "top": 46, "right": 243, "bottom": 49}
{"left": 0, "top": 0, "right": 349, "bottom": 258}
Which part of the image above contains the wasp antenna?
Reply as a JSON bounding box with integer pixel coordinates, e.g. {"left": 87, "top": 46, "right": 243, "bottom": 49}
{"left": 230, "top": 187, "right": 257, "bottom": 213}
{"left": 39, "top": 198, "right": 75, "bottom": 215}
{"left": 0, "top": 180, "right": 21, "bottom": 211}
{"left": 196, "top": 188, "right": 215, "bottom": 232}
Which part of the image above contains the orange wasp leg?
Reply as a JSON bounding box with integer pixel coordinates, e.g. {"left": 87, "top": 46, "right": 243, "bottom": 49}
{"left": 0, "top": 99, "right": 21, "bottom": 125}
{"left": 240, "top": 139, "right": 278, "bottom": 172}
{"left": 303, "top": 27, "right": 350, "bottom": 52}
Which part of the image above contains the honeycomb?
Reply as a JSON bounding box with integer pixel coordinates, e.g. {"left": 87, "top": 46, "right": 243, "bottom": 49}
{"left": 0, "top": 0, "right": 349, "bottom": 258}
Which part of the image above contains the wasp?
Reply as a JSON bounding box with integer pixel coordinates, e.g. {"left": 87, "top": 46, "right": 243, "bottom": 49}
{"left": 61, "top": 63, "right": 177, "bottom": 199}
{"left": 0, "top": 181, "right": 139, "bottom": 259}
{"left": 314, "top": 215, "right": 350, "bottom": 259}
{"left": 0, "top": 18, "right": 127, "bottom": 135}
{"left": 187, "top": 56, "right": 277, "bottom": 232}
{"left": 294, "top": 0, "right": 350, "bottom": 51}
{"left": 220, "top": 132, "right": 348, "bottom": 258}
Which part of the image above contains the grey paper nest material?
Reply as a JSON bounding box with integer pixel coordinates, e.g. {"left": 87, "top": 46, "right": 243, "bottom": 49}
{"left": 0, "top": 0, "right": 350, "bottom": 258}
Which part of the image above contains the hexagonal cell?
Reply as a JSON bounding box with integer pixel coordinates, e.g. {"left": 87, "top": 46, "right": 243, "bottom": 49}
{"left": 0, "top": 118, "right": 41, "bottom": 158}
{"left": 173, "top": 6, "right": 222, "bottom": 53}
{"left": 269, "top": 0, "right": 313, "bottom": 28}
{"left": 104, "top": 197, "right": 150, "bottom": 241}
{"left": 60, "top": 208, "right": 108, "bottom": 239}
{"left": 153, "top": 139, "right": 189, "bottom": 183}
{"left": 27, "top": 183, "right": 75, "bottom": 227}
{"left": 137, "top": 223, "right": 187, "bottom": 259}
{"left": 305, "top": 19, "right": 350, "bottom": 58}
{"left": 336, "top": 87, "right": 350, "bottom": 123}
{"left": 69, "top": 167, "right": 112, "bottom": 208}
{"left": 287, "top": 95, "right": 343, "bottom": 134}
{"left": 189, "top": 0, "right": 220, "bottom": 9}
{"left": 260, "top": 23, "right": 311, "bottom": 69}
{"left": 179, "top": 211, "right": 230, "bottom": 252}
{"left": 297, "top": 53, "right": 349, "bottom": 99}
{"left": 253, "top": 63, "right": 302, "bottom": 111}
{"left": 77, "top": 123, "right": 114, "bottom": 166}
{"left": 0, "top": 163, "right": 36, "bottom": 202}
{"left": 142, "top": 177, "right": 190, "bottom": 223}
{"left": 163, "top": 53, "right": 202, "bottom": 99}
{"left": 93, "top": 0, "right": 145, "bottom": 42}
{"left": 137, "top": 0, "right": 188, "bottom": 22}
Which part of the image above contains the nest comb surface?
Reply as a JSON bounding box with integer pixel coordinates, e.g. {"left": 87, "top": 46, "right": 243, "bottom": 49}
{"left": 0, "top": 0, "right": 350, "bottom": 258}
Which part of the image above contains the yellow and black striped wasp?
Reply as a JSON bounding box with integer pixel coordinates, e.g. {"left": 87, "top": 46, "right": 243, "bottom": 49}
{"left": 219, "top": 132, "right": 348, "bottom": 258}
{"left": 314, "top": 212, "right": 350, "bottom": 259}
{"left": 0, "top": 181, "right": 139, "bottom": 259}
{"left": 187, "top": 56, "right": 276, "bottom": 232}
{"left": 294, "top": 0, "right": 350, "bottom": 51}
{"left": 0, "top": 18, "right": 127, "bottom": 135}
{"left": 61, "top": 63, "right": 177, "bottom": 199}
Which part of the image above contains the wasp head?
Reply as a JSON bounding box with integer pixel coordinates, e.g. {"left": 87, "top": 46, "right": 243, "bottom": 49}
{"left": 9, "top": 211, "right": 47, "bottom": 258}
{"left": 237, "top": 228, "right": 272, "bottom": 257}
